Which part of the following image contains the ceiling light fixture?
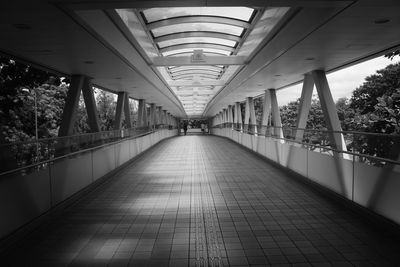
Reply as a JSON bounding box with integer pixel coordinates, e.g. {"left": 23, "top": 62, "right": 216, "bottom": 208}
{"left": 374, "top": 19, "right": 390, "bottom": 24}
{"left": 13, "top": 23, "right": 31, "bottom": 30}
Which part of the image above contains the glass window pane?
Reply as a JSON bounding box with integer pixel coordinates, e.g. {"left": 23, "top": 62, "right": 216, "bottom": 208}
{"left": 172, "top": 70, "right": 220, "bottom": 76}
{"left": 152, "top": 23, "right": 243, "bottom": 37}
{"left": 162, "top": 48, "right": 231, "bottom": 56}
{"left": 143, "top": 7, "right": 254, "bottom": 23}
{"left": 169, "top": 66, "right": 223, "bottom": 72}
{"left": 158, "top": 37, "right": 236, "bottom": 48}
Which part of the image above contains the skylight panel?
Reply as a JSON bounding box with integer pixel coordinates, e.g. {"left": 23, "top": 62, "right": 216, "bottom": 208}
{"left": 170, "top": 70, "right": 221, "bottom": 76}
{"left": 172, "top": 73, "right": 219, "bottom": 80}
{"left": 166, "top": 52, "right": 229, "bottom": 57}
{"left": 169, "top": 66, "right": 223, "bottom": 73}
{"left": 143, "top": 7, "right": 254, "bottom": 23}
{"left": 162, "top": 48, "right": 231, "bottom": 56}
{"left": 151, "top": 23, "right": 244, "bottom": 37}
{"left": 158, "top": 37, "right": 236, "bottom": 48}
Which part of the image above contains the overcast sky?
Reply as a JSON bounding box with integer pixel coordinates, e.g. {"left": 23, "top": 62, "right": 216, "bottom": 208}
{"left": 276, "top": 56, "right": 400, "bottom": 106}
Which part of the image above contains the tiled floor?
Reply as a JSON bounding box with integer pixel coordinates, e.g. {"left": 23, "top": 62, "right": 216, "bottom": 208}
{"left": 3, "top": 135, "right": 400, "bottom": 266}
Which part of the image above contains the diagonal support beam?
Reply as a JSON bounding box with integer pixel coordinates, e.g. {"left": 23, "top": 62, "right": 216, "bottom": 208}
{"left": 149, "top": 103, "right": 156, "bottom": 128}
{"left": 114, "top": 92, "right": 132, "bottom": 130}
{"left": 244, "top": 97, "right": 257, "bottom": 133}
{"left": 295, "top": 73, "right": 314, "bottom": 142}
{"left": 137, "top": 99, "right": 148, "bottom": 127}
{"left": 114, "top": 92, "right": 125, "bottom": 130}
{"left": 124, "top": 93, "right": 132, "bottom": 128}
{"left": 228, "top": 105, "right": 233, "bottom": 124}
{"left": 270, "top": 89, "right": 283, "bottom": 139}
{"left": 312, "top": 70, "right": 347, "bottom": 154}
{"left": 234, "top": 102, "right": 242, "bottom": 130}
{"left": 59, "top": 75, "right": 100, "bottom": 136}
{"left": 261, "top": 90, "right": 272, "bottom": 126}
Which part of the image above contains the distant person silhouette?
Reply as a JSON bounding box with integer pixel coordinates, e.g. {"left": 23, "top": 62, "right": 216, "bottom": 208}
{"left": 183, "top": 121, "right": 188, "bottom": 135}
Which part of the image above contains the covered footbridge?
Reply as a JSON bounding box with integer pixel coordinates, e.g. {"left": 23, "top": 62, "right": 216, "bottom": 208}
{"left": 1, "top": 0, "right": 400, "bottom": 266}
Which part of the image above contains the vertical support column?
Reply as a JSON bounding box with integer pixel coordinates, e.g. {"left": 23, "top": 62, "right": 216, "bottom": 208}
{"left": 149, "top": 103, "right": 156, "bottom": 129}
{"left": 137, "top": 99, "right": 147, "bottom": 127}
{"left": 81, "top": 77, "right": 101, "bottom": 133}
{"left": 235, "top": 102, "right": 242, "bottom": 130}
{"left": 312, "top": 70, "right": 347, "bottom": 154}
{"left": 228, "top": 105, "right": 233, "bottom": 128}
{"left": 58, "top": 75, "right": 82, "bottom": 137}
{"left": 270, "top": 89, "right": 283, "bottom": 139}
{"left": 295, "top": 73, "right": 314, "bottom": 142}
{"left": 59, "top": 75, "right": 100, "bottom": 136}
{"left": 124, "top": 93, "right": 132, "bottom": 129}
{"left": 222, "top": 108, "right": 227, "bottom": 127}
{"left": 244, "top": 99, "right": 250, "bottom": 128}
{"left": 114, "top": 92, "right": 125, "bottom": 130}
{"left": 156, "top": 106, "right": 162, "bottom": 126}
{"left": 244, "top": 97, "right": 257, "bottom": 133}
{"left": 261, "top": 90, "right": 272, "bottom": 126}
{"left": 162, "top": 110, "right": 167, "bottom": 126}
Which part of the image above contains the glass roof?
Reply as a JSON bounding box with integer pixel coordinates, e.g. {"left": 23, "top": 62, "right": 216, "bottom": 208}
{"left": 151, "top": 23, "right": 244, "bottom": 37}
{"left": 171, "top": 70, "right": 221, "bottom": 76}
{"left": 116, "top": 6, "right": 289, "bottom": 116}
{"left": 169, "top": 66, "right": 223, "bottom": 72}
{"left": 158, "top": 37, "right": 236, "bottom": 49}
{"left": 162, "top": 48, "right": 231, "bottom": 57}
{"left": 143, "top": 7, "right": 254, "bottom": 23}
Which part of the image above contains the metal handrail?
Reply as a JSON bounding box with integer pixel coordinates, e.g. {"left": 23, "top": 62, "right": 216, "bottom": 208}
{"left": 0, "top": 127, "right": 177, "bottom": 176}
{"left": 214, "top": 123, "right": 400, "bottom": 166}
{"left": 222, "top": 124, "right": 400, "bottom": 138}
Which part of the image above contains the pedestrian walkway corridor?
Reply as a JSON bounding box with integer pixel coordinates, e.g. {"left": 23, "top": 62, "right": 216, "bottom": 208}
{"left": 4, "top": 136, "right": 400, "bottom": 266}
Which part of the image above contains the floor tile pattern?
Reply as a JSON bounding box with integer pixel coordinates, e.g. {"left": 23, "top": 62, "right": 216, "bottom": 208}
{"left": 3, "top": 135, "right": 400, "bottom": 266}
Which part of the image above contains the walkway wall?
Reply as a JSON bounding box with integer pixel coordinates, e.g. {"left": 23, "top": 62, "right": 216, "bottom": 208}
{"left": 212, "top": 128, "right": 400, "bottom": 226}
{"left": 0, "top": 129, "right": 177, "bottom": 241}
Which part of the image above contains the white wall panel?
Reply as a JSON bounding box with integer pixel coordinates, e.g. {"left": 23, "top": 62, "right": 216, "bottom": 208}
{"left": 93, "top": 145, "right": 115, "bottom": 181}
{"left": 256, "top": 137, "right": 266, "bottom": 157}
{"left": 265, "top": 139, "right": 279, "bottom": 162}
{"left": 136, "top": 136, "right": 143, "bottom": 154}
{"left": 354, "top": 163, "right": 400, "bottom": 224}
{"left": 242, "top": 134, "right": 252, "bottom": 149}
{"left": 0, "top": 168, "right": 51, "bottom": 238}
{"left": 115, "top": 141, "right": 130, "bottom": 167}
{"left": 252, "top": 135, "right": 258, "bottom": 151}
{"left": 130, "top": 138, "right": 138, "bottom": 158}
{"left": 285, "top": 145, "right": 308, "bottom": 177}
{"left": 307, "top": 151, "right": 353, "bottom": 199}
{"left": 0, "top": 130, "right": 177, "bottom": 241}
{"left": 214, "top": 129, "right": 400, "bottom": 226}
{"left": 51, "top": 153, "right": 93, "bottom": 205}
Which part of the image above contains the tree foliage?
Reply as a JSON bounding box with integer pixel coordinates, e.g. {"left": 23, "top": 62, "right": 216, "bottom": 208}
{"left": 95, "top": 89, "right": 116, "bottom": 131}
{"left": 0, "top": 57, "right": 67, "bottom": 143}
{"left": 278, "top": 62, "right": 400, "bottom": 161}
{"left": 280, "top": 97, "right": 327, "bottom": 130}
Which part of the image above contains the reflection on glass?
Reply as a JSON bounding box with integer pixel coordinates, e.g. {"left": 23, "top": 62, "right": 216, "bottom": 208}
{"left": 158, "top": 37, "right": 236, "bottom": 48}
{"left": 151, "top": 23, "right": 243, "bottom": 37}
{"left": 143, "top": 7, "right": 254, "bottom": 23}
